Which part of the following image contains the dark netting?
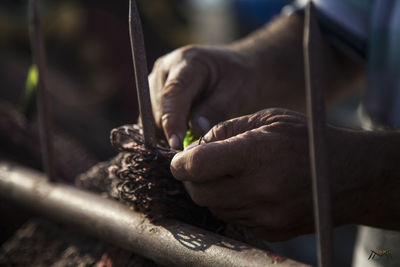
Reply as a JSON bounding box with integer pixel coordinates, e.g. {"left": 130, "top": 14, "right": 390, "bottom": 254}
{"left": 77, "top": 124, "right": 271, "bottom": 251}
{"left": 78, "top": 124, "right": 224, "bottom": 231}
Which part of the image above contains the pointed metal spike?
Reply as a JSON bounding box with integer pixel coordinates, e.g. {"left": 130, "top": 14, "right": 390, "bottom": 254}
{"left": 129, "top": 0, "right": 157, "bottom": 148}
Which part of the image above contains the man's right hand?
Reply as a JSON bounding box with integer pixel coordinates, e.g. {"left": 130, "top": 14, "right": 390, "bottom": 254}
{"left": 149, "top": 45, "right": 261, "bottom": 149}
{"left": 148, "top": 14, "right": 363, "bottom": 150}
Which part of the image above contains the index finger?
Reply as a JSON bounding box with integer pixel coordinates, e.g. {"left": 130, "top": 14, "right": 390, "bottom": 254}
{"left": 170, "top": 131, "right": 255, "bottom": 182}
{"left": 160, "top": 60, "right": 209, "bottom": 149}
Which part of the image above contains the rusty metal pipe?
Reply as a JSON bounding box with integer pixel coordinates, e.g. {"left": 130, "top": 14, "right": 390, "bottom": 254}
{"left": 0, "top": 161, "right": 309, "bottom": 267}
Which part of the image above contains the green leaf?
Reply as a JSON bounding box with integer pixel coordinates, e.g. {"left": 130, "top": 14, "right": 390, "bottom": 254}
{"left": 26, "top": 64, "right": 38, "bottom": 95}
{"left": 183, "top": 129, "right": 197, "bottom": 148}
{"left": 23, "top": 64, "right": 39, "bottom": 116}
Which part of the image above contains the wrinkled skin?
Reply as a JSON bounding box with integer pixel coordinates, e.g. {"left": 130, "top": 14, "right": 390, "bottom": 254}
{"left": 149, "top": 45, "right": 261, "bottom": 149}
{"left": 148, "top": 15, "right": 362, "bottom": 151}
{"left": 171, "top": 108, "right": 313, "bottom": 241}
{"left": 170, "top": 108, "right": 400, "bottom": 240}
{"left": 148, "top": 14, "right": 400, "bottom": 240}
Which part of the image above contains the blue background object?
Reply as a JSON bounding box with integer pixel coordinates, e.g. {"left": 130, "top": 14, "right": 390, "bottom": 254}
{"left": 233, "top": 0, "right": 291, "bottom": 29}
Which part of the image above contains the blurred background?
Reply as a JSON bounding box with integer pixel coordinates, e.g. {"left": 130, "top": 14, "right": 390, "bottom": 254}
{"left": 0, "top": 0, "right": 289, "bottom": 160}
{"left": 0, "top": 0, "right": 358, "bottom": 266}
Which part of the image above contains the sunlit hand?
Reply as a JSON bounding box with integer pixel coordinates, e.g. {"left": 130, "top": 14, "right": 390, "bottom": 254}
{"left": 149, "top": 14, "right": 363, "bottom": 152}
{"left": 149, "top": 45, "right": 261, "bottom": 149}
{"left": 170, "top": 108, "right": 313, "bottom": 240}
{"left": 170, "top": 108, "right": 384, "bottom": 241}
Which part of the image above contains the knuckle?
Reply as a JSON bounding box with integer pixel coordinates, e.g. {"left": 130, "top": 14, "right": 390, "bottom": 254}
{"left": 213, "top": 121, "right": 226, "bottom": 134}
{"left": 261, "top": 109, "right": 286, "bottom": 125}
{"left": 262, "top": 108, "right": 302, "bottom": 124}
{"left": 160, "top": 113, "right": 182, "bottom": 134}
{"left": 263, "top": 108, "right": 285, "bottom": 120}
{"left": 160, "top": 113, "right": 172, "bottom": 128}
{"left": 255, "top": 108, "right": 305, "bottom": 133}
{"left": 180, "top": 44, "right": 202, "bottom": 60}
{"left": 152, "top": 57, "right": 164, "bottom": 69}
{"left": 162, "top": 79, "right": 185, "bottom": 99}
{"left": 264, "top": 107, "right": 281, "bottom": 116}
{"left": 207, "top": 120, "right": 232, "bottom": 141}
{"left": 205, "top": 125, "right": 220, "bottom": 141}
{"left": 262, "top": 120, "right": 299, "bottom": 136}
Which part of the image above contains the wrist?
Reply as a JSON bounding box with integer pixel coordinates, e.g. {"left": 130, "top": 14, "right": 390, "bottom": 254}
{"left": 328, "top": 127, "right": 372, "bottom": 225}
{"left": 227, "top": 14, "right": 307, "bottom": 112}
{"left": 356, "top": 131, "right": 400, "bottom": 229}
{"left": 227, "top": 14, "right": 304, "bottom": 64}
{"left": 329, "top": 127, "right": 400, "bottom": 228}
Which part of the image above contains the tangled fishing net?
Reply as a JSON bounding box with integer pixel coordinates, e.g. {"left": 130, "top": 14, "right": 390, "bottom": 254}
{"left": 77, "top": 124, "right": 272, "bottom": 251}
{"left": 77, "top": 124, "right": 222, "bottom": 230}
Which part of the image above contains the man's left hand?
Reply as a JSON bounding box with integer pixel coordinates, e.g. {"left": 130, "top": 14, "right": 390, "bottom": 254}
{"left": 171, "top": 108, "right": 315, "bottom": 241}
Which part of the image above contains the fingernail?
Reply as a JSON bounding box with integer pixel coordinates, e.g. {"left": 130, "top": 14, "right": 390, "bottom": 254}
{"left": 169, "top": 134, "right": 180, "bottom": 149}
{"left": 198, "top": 116, "right": 210, "bottom": 133}
{"left": 184, "top": 142, "right": 199, "bottom": 151}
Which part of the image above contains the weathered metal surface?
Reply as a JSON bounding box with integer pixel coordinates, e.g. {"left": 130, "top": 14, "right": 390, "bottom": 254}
{"left": 129, "top": 0, "right": 157, "bottom": 148}
{"left": 303, "top": 2, "right": 333, "bottom": 267}
{"left": 0, "top": 161, "right": 310, "bottom": 267}
{"left": 28, "top": 0, "right": 56, "bottom": 182}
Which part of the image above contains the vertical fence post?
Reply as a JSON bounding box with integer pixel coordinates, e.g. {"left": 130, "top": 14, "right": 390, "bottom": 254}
{"left": 304, "top": 2, "right": 334, "bottom": 266}
{"left": 129, "top": 0, "right": 157, "bottom": 148}
{"left": 28, "top": 0, "right": 56, "bottom": 182}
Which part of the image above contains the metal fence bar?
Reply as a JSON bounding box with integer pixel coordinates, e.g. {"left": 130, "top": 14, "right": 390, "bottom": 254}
{"left": 129, "top": 0, "right": 157, "bottom": 148}
{"left": 304, "top": 2, "right": 334, "bottom": 266}
{"left": 28, "top": 0, "right": 56, "bottom": 182}
{"left": 0, "top": 161, "right": 310, "bottom": 267}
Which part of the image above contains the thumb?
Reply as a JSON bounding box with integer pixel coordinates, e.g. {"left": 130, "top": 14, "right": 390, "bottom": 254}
{"left": 172, "top": 114, "right": 265, "bottom": 182}
{"left": 171, "top": 132, "right": 252, "bottom": 182}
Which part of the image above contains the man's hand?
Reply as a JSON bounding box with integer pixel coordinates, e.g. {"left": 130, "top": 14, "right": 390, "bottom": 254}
{"left": 149, "top": 45, "right": 261, "bottom": 149}
{"left": 149, "top": 14, "right": 364, "bottom": 151}
{"left": 171, "top": 108, "right": 314, "bottom": 241}
{"left": 171, "top": 108, "right": 400, "bottom": 240}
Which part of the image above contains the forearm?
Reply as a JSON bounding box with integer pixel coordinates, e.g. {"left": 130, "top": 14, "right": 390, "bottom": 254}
{"left": 228, "top": 14, "right": 365, "bottom": 112}
{"left": 329, "top": 127, "right": 400, "bottom": 229}
{"left": 358, "top": 131, "right": 400, "bottom": 229}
